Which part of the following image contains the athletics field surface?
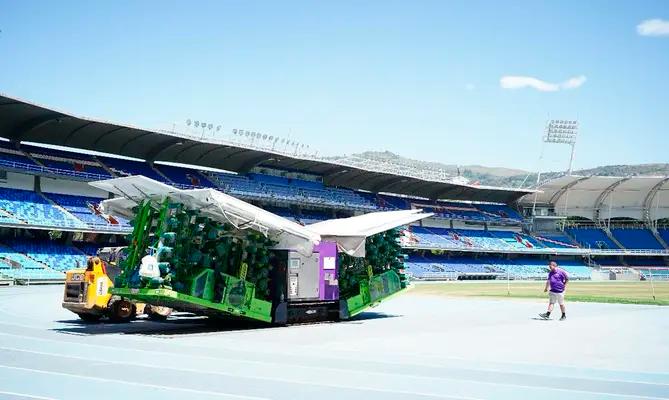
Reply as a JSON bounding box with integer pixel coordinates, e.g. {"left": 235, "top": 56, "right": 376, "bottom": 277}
{"left": 412, "top": 280, "right": 669, "bottom": 305}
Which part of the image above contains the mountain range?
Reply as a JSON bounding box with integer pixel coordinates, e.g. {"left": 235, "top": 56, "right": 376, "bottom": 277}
{"left": 351, "top": 151, "right": 669, "bottom": 188}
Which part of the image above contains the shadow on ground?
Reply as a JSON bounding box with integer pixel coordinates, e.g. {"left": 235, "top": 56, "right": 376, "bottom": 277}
{"left": 51, "top": 311, "right": 400, "bottom": 335}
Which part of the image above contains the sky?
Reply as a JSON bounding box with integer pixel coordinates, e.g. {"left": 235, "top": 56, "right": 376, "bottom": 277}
{"left": 0, "top": 1, "right": 668, "bottom": 173}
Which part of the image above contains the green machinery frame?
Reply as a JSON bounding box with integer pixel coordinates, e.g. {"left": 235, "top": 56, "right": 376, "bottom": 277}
{"left": 110, "top": 197, "right": 408, "bottom": 324}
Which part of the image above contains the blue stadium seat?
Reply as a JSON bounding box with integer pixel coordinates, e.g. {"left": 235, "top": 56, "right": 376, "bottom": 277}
{"left": 611, "top": 228, "right": 665, "bottom": 250}
{"left": 205, "top": 171, "right": 376, "bottom": 210}
{"left": 98, "top": 157, "right": 166, "bottom": 182}
{"left": 74, "top": 242, "right": 102, "bottom": 256}
{"left": 154, "top": 164, "right": 217, "bottom": 188}
{"left": 7, "top": 240, "right": 88, "bottom": 272}
{"left": 44, "top": 193, "right": 110, "bottom": 225}
{"left": 564, "top": 228, "right": 620, "bottom": 249}
{"left": 0, "top": 187, "right": 87, "bottom": 228}
{"left": 0, "top": 243, "right": 65, "bottom": 281}
{"left": 405, "top": 255, "right": 591, "bottom": 280}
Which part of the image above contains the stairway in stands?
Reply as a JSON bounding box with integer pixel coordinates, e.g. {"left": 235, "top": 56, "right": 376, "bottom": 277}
{"left": 602, "top": 226, "right": 625, "bottom": 249}
{"left": 650, "top": 228, "right": 669, "bottom": 250}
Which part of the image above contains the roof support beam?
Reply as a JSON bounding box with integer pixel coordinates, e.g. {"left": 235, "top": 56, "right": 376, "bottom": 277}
{"left": 237, "top": 154, "right": 274, "bottom": 173}
{"left": 145, "top": 138, "right": 188, "bottom": 162}
{"left": 593, "top": 177, "right": 629, "bottom": 221}
{"left": 92, "top": 126, "right": 129, "bottom": 147}
{"left": 354, "top": 173, "right": 387, "bottom": 190}
{"left": 643, "top": 177, "right": 669, "bottom": 224}
{"left": 6, "top": 113, "right": 69, "bottom": 142}
{"left": 548, "top": 176, "right": 591, "bottom": 205}
{"left": 328, "top": 170, "right": 367, "bottom": 188}
{"left": 64, "top": 122, "right": 96, "bottom": 144}
{"left": 430, "top": 185, "right": 468, "bottom": 201}
{"left": 119, "top": 132, "right": 158, "bottom": 155}
{"left": 172, "top": 141, "right": 205, "bottom": 159}
{"left": 194, "top": 146, "right": 231, "bottom": 163}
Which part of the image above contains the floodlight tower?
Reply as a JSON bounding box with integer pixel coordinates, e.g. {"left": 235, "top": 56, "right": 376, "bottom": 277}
{"left": 543, "top": 119, "right": 579, "bottom": 175}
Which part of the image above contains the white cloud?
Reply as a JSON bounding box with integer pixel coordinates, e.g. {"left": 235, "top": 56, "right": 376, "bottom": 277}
{"left": 500, "top": 76, "right": 559, "bottom": 91}
{"left": 637, "top": 19, "right": 669, "bottom": 36}
{"left": 560, "top": 75, "right": 587, "bottom": 89}
{"left": 500, "top": 75, "right": 586, "bottom": 92}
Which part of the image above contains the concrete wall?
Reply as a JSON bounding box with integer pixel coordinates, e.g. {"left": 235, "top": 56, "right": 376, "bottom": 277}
{"left": 0, "top": 172, "right": 35, "bottom": 190}
{"left": 40, "top": 177, "right": 109, "bottom": 198}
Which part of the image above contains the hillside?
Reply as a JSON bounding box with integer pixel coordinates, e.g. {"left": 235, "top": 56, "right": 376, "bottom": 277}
{"left": 347, "top": 151, "right": 669, "bottom": 188}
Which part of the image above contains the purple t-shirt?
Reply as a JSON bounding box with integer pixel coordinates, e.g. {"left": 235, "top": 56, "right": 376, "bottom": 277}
{"left": 548, "top": 268, "right": 569, "bottom": 293}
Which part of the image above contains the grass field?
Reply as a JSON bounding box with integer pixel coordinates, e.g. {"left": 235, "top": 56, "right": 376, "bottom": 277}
{"left": 411, "top": 280, "right": 669, "bottom": 305}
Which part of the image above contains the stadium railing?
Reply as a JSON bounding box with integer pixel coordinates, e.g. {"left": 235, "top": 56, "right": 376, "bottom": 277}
{"left": 0, "top": 159, "right": 110, "bottom": 181}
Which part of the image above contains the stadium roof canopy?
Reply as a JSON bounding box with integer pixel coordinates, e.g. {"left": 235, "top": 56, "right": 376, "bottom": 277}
{"left": 0, "top": 93, "right": 532, "bottom": 203}
{"left": 519, "top": 175, "right": 669, "bottom": 222}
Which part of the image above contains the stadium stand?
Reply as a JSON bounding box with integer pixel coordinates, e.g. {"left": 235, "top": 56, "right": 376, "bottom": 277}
{"left": 376, "top": 194, "right": 410, "bottom": 211}
{"left": 476, "top": 203, "right": 524, "bottom": 221}
{"left": 0, "top": 187, "right": 87, "bottom": 229}
{"left": 610, "top": 228, "right": 665, "bottom": 250}
{"left": 21, "top": 143, "right": 112, "bottom": 178}
{"left": 205, "top": 171, "right": 376, "bottom": 210}
{"left": 6, "top": 239, "right": 88, "bottom": 272}
{"left": 489, "top": 230, "right": 544, "bottom": 249}
{"left": 564, "top": 227, "right": 620, "bottom": 249}
{"left": 0, "top": 243, "right": 64, "bottom": 281}
{"left": 533, "top": 232, "right": 579, "bottom": 248}
{"left": 97, "top": 156, "right": 165, "bottom": 181}
{"left": 656, "top": 228, "right": 669, "bottom": 248}
{"left": 73, "top": 242, "right": 103, "bottom": 257}
{"left": 0, "top": 148, "right": 37, "bottom": 166}
{"left": 44, "top": 193, "right": 110, "bottom": 225}
{"left": 154, "top": 164, "right": 216, "bottom": 188}
{"left": 404, "top": 255, "right": 591, "bottom": 280}
{"left": 407, "top": 227, "right": 576, "bottom": 251}
{"left": 299, "top": 209, "right": 331, "bottom": 225}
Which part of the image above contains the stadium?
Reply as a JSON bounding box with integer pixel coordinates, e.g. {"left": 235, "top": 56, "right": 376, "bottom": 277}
{"left": 0, "top": 92, "right": 668, "bottom": 399}
{"left": 1, "top": 95, "right": 668, "bottom": 286}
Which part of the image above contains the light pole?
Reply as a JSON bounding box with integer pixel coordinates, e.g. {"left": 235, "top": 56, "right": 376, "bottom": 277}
{"left": 531, "top": 119, "right": 579, "bottom": 220}
{"left": 543, "top": 119, "right": 579, "bottom": 175}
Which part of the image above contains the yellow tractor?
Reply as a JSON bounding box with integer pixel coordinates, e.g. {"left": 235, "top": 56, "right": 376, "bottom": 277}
{"left": 62, "top": 247, "right": 171, "bottom": 322}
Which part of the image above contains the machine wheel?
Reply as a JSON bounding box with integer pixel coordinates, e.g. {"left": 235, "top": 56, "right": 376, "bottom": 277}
{"left": 109, "top": 299, "right": 136, "bottom": 323}
{"left": 77, "top": 313, "right": 102, "bottom": 323}
{"left": 145, "top": 305, "right": 172, "bottom": 321}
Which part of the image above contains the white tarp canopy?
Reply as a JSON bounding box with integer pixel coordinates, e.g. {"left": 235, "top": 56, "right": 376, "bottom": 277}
{"left": 91, "top": 176, "right": 321, "bottom": 254}
{"left": 91, "top": 176, "right": 432, "bottom": 256}
{"left": 307, "top": 209, "right": 433, "bottom": 256}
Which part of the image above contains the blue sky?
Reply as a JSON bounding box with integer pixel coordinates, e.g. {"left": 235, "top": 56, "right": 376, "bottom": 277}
{"left": 1, "top": 1, "right": 668, "bottom": 172}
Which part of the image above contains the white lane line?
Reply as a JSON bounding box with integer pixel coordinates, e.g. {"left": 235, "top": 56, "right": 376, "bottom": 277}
{"left": 0, "top": 330, "right": 666, "bottom": 388}
{"left": 0, "top": 346, "right": 478, "bottom": 400}
{"left": 0, "top": 345, "right": 664, "bottom": 400}
{"left": 0, "top": 365, "right": 269, "bottom": 400}
{"left": 2, "top": 318, "right": 667, "bottom": 384}
{"left": 0, "top": 391, "right": 59, "bottom": 400}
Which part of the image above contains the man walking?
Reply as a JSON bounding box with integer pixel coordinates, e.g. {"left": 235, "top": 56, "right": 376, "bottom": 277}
{"left": 539, "top": 261, "right": 568, "bottom": 321}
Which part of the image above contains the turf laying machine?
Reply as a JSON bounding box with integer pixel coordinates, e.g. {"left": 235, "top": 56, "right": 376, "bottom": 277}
{"left": 90, "top": 176, "right": 431, "bottom": 325}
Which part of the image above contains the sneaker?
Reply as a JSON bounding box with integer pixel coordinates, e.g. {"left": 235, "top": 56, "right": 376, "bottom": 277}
{"left": 559, "top": 315, "right": 566, "bottom": 321}
{"left": 538, "top": 312, "right": 550, "bottom": 320}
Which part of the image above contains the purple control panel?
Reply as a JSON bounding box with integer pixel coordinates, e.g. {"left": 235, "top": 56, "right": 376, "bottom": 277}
{"left": 317, "top": 241, "right": 339, "bottom": 300}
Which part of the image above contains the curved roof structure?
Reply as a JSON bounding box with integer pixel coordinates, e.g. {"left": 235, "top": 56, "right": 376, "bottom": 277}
{"left": 0, "top": 93, "right": 532, "bottom": 203}
{"left": 520, "top": 175, "right": 669, "bottom": 222}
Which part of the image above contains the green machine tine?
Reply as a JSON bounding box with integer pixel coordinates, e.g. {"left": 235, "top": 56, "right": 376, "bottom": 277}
{"left": 154, "top": 197, "right": 170, "bottom": 239}
{"left": 125, "top": 200, "right": 155, "bottom": 280}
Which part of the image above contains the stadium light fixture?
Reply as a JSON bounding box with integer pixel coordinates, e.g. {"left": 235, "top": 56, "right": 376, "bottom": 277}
{"left": 543, "top": 119, "right": 579, "bottom": 174}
